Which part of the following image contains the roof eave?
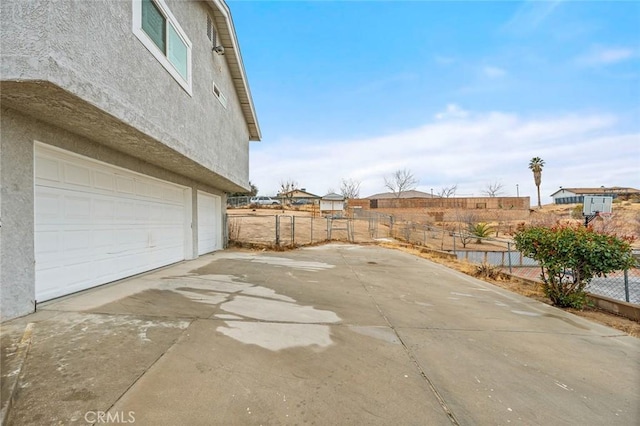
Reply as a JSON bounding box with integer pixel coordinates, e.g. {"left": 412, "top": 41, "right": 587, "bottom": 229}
{"left": 208, "top": 0, "right": 261, "bottom": 141}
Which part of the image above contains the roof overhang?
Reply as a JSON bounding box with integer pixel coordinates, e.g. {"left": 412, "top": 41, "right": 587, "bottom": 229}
{"left": 207, "top": 0, "right": 261, "bottom": 141}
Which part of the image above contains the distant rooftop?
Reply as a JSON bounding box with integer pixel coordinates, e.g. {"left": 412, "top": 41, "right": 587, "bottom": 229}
{"left": 322, "top": 192, "right": 345, "bottom": 200}
{"left": 550, "top": 187, "right": 640, "bottom": 197}
{"left": 365, "top": 190, "right": 436, "bottom": 200}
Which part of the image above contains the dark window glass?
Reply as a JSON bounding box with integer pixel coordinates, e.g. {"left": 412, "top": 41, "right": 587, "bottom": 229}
{"left": 142, "top": 0, "right": 166, "bottom": 52}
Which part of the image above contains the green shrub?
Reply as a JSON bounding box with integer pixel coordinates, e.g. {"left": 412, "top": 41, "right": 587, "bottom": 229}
{"left": 513, "top": 224, "right": 635, "bottom": 309}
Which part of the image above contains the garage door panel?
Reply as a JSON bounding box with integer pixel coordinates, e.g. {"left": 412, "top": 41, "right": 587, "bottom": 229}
{"left": 93, "top": 230, "right": 114, "bottom": 248}
{"left": 64, "top": 163, "right": 92, "bottom": 187}
{"left": 35, "top": 144, "right": 188, "bottom": 302}
{"left": 116, "top": 176, "right": 135, "bottom": 194}
{"left": 65, "top": 196, "right": 91, "bottom": 219}
{"left": 63, "top": 230, "right": 91, "bottom": 251}
{"left": 94, "top": 171, "right": 115, "bottom": 191}
{"left": 36, "top": 157, "right": 61, "bottom": 181}
{"left": 94, "top": 199, "right": 116, "bottom": 220}
{"left": 35, "top": 190, "right": 61, "bottom": 220}
{"left": 197, "top": 191, "right": 221, "bottom": 255}
{"left": 115, "top": 199, "right": 134, "bottom": 214}
{"left": 164, "top": 186, "right": 185, "bottom": 203}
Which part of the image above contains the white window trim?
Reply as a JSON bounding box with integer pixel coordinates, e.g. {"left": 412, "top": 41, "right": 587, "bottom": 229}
{"left": 132, "top": 0, "right": 193, "bottom": 96}
{"left": 212, "top": 81, "right": 228, "bottom": 108}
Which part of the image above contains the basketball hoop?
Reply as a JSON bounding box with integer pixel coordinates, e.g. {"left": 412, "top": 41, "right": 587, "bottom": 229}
{"left": 583, "top": 196, "right": 613, "bottom": 226}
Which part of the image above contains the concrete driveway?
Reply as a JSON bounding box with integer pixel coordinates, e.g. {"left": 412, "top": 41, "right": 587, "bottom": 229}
{"left": 2, "top": 244, "right": 639, "bottom": 425}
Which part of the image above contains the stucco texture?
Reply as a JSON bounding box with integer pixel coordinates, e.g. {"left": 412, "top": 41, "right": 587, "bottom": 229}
{"left": 1, "top": 0, "right": 252, "bottom": 193}
{"left": 1, "top": 109, "right": 36, "bottom": 320}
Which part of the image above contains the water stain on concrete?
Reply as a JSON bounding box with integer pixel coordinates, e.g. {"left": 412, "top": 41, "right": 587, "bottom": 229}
{"left": 511, "top": 310, "right": 542, "bottom": 317}
{"left": 217, "top": 322, "right": 334, "bottom": 351}
{"left": 90, "top": 266, "right": 343, "bottom": 351}
{"left": 61, "top": 388, "right": 96, "bottom": 401}
{"left": 240, "top": 286, "right": 296, "bottom": 302}
{"left": 6, "top": 313, "right": 188, "bottom": 425}
{"left": 348, "top": 326, "right": 400, "bottom": 345}
{"left": 543, "top": 313, "right": 590, "bottom": 330}
{"left": 88, "top": 288, "right": 217, "bottom": 318}
{"left": 192, "top": 253, "right": 335, "bottom": 273}
{"left": 220, "top": 296, "right": 341, "bottom": 324}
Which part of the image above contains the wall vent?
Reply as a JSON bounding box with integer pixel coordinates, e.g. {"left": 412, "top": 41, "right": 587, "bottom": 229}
{"left": 207, "top": 15, "right": 216, "bottom": 45}
{"left": 212, "top": 82, "right": 228, "bottom": 108}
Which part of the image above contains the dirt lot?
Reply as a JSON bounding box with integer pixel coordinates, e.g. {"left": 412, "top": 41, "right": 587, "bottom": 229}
{"left": 226, "top": 202, "right": 640, "bottom": 337}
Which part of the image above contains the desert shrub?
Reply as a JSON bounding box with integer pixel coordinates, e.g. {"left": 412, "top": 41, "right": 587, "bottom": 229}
{"left": 475, "top": 262, "right": 501, "bottom": 280}
{"left": 228, "top": 217, "right": 242, "bottom": 241}
{"left": 514, "top": 224, "right": 635, "bottom": 309}
{"left": 571, "top": 204, "right": 583, "bottom": 219}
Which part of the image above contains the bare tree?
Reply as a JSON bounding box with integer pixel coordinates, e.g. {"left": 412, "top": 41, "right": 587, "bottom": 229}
{"left": 384, "top": 168, "right": 418, "bottom": 198}
{"left": 279, "top": 179, "right": 298, "bottom": 205}
{"left": 481, "top": 181, "right": 504, "bottom": 197}
{"left": 438, "top": 184, "right": 457, "bottom": 198}
{"left": 340, "top": 178, "right": 361, "bottom": 199}
{"left": 454, "top": 210, "right": 478, "bottom": 248}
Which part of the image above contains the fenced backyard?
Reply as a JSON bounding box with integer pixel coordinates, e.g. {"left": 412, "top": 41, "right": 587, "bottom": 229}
{"left": 226, "top": 208, "right": 640, "bottom": 305}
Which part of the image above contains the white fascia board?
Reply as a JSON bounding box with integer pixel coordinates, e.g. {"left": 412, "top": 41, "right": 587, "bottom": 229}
{"left": 208, "top": 0, "right": 261, "bottom": 141}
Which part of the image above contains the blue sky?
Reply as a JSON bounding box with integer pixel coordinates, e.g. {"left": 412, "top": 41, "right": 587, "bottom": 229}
{"left": 229, "top": 0, "right": 639, "bottom": 204}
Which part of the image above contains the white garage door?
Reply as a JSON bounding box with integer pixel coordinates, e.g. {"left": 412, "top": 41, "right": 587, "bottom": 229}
{"left": 197, "top": 191, "right": 221, "bottom": 255}
{"left": 34, "top": 144, "right": 189, "bottom": 302}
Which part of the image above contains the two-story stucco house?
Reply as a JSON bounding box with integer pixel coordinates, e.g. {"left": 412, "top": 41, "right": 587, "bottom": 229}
{"left": 0, "top": 0, "right": 260, "bottom": 320}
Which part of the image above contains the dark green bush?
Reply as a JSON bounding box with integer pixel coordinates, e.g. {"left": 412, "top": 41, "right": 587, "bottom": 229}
{"left": 514, "top": 224, "right": 635, "bottom": 308}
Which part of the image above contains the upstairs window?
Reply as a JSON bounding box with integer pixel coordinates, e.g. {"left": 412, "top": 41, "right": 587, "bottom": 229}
{"left": 133, "top": 0, "right": 192, "bottom": 95}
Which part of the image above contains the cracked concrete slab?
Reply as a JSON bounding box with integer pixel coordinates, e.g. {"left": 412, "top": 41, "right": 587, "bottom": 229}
{"left": 1, "top": 244, "right": 639, "bottom": 425}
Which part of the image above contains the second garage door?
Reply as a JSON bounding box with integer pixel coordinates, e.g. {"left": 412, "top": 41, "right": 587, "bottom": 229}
{"left": 197, "top": 191, "right": 222, "bottom": 255}
{"left": 34, "top": 144, "right": 190, "bottom": 302}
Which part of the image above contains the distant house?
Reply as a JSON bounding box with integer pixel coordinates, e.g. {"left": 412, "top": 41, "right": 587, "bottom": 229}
{"left": 551, "top": 187, "right": 640, "bottom": 204}
{"left": 278, "top": 188, "right": 321, "bottom": 204}
{"left": 320, "top": 193, "right": 345, "bottom": 215}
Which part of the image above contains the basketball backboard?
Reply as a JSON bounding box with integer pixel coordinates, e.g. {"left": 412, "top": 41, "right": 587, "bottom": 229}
{"left": 583, "top": 196, "right": 613, "bottom": 216}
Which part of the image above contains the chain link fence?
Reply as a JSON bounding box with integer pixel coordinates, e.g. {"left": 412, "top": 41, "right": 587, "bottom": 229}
{"left": 449, "top": 239, "right": 639, "bottom": 305}
{"left": 226, "top": 209, "right": 639, "bottom": 305}
{"left": 227, "top": 196, "right": 251, "bottom": 208}
{"left": 226, "top": 212, "right": 390, "bottom": 246}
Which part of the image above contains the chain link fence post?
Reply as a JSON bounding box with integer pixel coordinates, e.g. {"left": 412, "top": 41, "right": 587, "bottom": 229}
{"left": 624, "top": 269, "right": 630, "bottom": 302}
{"left": 292, "top": 215, "right": 296, "bottom": 245}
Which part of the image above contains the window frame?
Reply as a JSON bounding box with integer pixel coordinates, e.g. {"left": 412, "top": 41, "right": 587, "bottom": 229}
{"left": 132, "top": 0, "right": 193, "bottom": 95}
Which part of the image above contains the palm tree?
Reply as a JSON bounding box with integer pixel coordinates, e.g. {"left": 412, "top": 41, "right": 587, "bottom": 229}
{"left": 529, "top": 157, "right": 545, "bottom": 208}
{"left": 468, "top": 222, "right": 494, "bottom": 244}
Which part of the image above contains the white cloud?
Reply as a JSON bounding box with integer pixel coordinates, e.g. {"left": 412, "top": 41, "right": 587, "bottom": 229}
{"left": 249, "top": 106, "right": 639, "bottom": 205}
{"left": 483, "top": 66, "right": 507, "bottom": 78}
{"left": 434, "top": 103, "right": 469, "bottom": 120}
{"left": 577, "top": 46, "right": 636, "bottom": 66}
